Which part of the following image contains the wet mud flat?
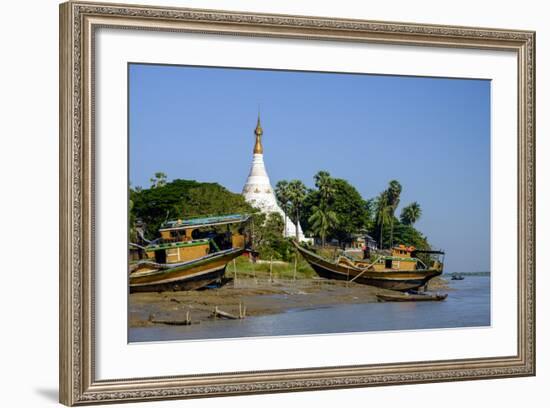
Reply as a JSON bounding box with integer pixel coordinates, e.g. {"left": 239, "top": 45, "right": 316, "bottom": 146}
{"left": 129, "top": 276, "right": 450, "bottom": 328}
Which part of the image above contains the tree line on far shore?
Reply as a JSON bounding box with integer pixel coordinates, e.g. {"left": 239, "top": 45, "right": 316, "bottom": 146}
{"left": 130, "top": 171, "right": 430, "bottom": 261}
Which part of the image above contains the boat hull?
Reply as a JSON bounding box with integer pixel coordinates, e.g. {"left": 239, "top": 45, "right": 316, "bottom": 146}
{"left": 376, "top": 293, "right": 448, "bottom": 302}
{"left": 295, "top": 243, "right": 442, "bottom": 292}
{"left": 129, "top": 248, "right": 244, "bottom": 292}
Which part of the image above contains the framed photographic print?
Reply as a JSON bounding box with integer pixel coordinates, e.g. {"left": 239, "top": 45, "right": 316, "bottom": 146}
{"left": 59, "top": 1, "right": 536, "bottom": 405}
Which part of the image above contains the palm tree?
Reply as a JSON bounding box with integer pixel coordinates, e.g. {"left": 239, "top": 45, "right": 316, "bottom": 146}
{"left": 314, "top": 170, "right": 336, "bottom": 207}
{"left": 150, "top": 172, "right": 167, "bottom": 188}
{"left": 387, "top": 180, "right": 402, "bottom": 210}
{"left": 308, "top": 205, "right": 338, "bottom": 247}
{"left": 275, "top": 180, "right": 291, "bottom": 236}
{"left": 400, "top": 202, "right": 422, "bottom": 225}
{"left": 287, "top": 180, "right": 307, "bottom": 241}
{"left": 129, "top": 197, "right": 137, "bottom": 242}
{"left": 375, "top": 191, "right": 391, "bottom": 249}
{"left": 386, "top": 180, "right": 402, "bottom": 248}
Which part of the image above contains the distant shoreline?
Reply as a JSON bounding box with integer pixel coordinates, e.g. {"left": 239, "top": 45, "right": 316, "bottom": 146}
{"left": 444, "top": 271, "right": 490, "bottom": 276}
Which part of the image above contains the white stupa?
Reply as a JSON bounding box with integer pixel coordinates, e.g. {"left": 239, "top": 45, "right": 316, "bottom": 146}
{"left": 242, "top": 115, "right": 305, "bottom": 240}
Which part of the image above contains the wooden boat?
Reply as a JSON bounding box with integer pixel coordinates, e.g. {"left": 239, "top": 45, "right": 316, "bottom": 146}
{"left": 129, "top": 214, "right": 250, "bottom": 292}
{"left": 376, "top": 292, "right": 448, "bottom": 302}
{"left": 293, "top": 241, "right": 445, "bottom": 292}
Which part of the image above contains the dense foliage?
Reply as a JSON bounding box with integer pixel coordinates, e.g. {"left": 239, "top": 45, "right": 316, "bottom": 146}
{"left": 301, "top": 179, "right": 372, "bottom": 245}
{"left": 381, "top": 219, "right": 430, "bottom": 250}
{"left": 131, "top": 179, "right": 255, "bottom": 238}
{"left": 130, "top": 177, "right": 294, "bottom": 260}
{"left": 130, "top": 170, "right": 433, "bottom": 260}
{"left": 277, "top": 171, "right": 430, "bottom": 251}
{"left": 250, "top": 212, "right": 295, "bottom": 261}
{"left": 372, "top": 180, "right": 428, "bottom": 249}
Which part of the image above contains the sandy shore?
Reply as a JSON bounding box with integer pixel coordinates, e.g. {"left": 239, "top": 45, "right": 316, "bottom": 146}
{"left": 129, "top": 276, "right": 450, "bottom": 328}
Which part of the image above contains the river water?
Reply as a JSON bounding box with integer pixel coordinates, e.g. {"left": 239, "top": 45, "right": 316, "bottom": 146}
{"left": 129, "top": 275, "right": 490, "bottom": 343}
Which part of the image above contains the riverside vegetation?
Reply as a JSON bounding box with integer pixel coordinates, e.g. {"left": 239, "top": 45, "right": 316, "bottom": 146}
{"left": 130, "top": 170, "right": 432, "bottom": 264}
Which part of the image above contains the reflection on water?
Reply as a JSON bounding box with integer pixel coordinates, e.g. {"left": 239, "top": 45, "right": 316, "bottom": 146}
{"left": 129, "top": 275, "right": 490, "bottom": 343}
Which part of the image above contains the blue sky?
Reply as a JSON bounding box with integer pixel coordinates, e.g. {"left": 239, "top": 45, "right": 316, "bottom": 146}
{"left": 129, "top": 63, "right": 490, "bottom": 273}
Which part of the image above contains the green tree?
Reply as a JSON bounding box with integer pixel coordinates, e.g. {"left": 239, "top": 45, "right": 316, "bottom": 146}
{"left": 400, "top": 202, "right": 422, "bottom": 225}
{"left": 249, "top": 212, "right": 293, "bottom": 261}
{"left": 392, "top": 221, "right": 429, "bottom": 249}
{"left": 301, "top": 177, "right": 371, "bottom": 246}
{"left": 275, "top": 180, "right": 291, "bottom": 235}
{"left": 374, "top": 191, "right": 391, "bottom": 249}
{"left": 183, "top": 184, "right": 253, "bottom": 219}
{"left": 387, "top": 180, "right": 402, "bottom": 210}
{"left": 128, "top": 195, "right": 138, "bottom": 243}
{"left": 300, "top": 189, "right": 320, "bottom": 235}
{"left": 149, "top": 172, "right": 167, "bottom": 188}
{"left": 308, "top": 205, "right": 338, "bottom": 246}
{"left": 386, "top": 180, "right": 402, "bottom": 248}
{"left": 363, "top": 198, "right": 375, "bottom": 231}
{"left": 329, "top": 179, "right": 370, "bottom": 245}
{"left": 132, "top": 179, "right": 255, "bottom": 237}
{"left": 314, "top": 170, "right": 336, "bottom": 207}
{"left": 287, "top": 180, "right": 307, "bottom": 241}
{"left": 391, "top": 220, "right": 431, "bottom": 265}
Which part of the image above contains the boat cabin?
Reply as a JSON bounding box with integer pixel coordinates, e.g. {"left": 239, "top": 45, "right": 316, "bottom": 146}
{"left": 144, "top": 214, "right": 250, "bottom": 264}
{"left": 372, "top": 245, "right": 419, "bottom": 271}
{"left": 369, "top": 245, "right": 446, "bottom": 272}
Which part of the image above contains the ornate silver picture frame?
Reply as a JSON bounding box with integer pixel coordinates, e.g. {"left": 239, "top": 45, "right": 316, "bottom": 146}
{"left": 59, "top": 1, "right": 535, "bottom": 405}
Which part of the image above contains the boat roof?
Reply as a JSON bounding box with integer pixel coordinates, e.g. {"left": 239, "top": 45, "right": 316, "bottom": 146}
{"left": 159, "top": 214, "right": 250, "bottom": 231}
{"left": 411, "top": 249, "right": 445, "bottom": 255}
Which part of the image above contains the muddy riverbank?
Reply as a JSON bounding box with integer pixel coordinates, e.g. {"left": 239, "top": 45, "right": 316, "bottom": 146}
{"left": 129, "top": 276, "right": 450, "bottom": 328}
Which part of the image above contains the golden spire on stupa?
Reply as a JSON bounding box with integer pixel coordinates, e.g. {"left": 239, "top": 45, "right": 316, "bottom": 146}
{"left": 253, "top": 112, "right": 263, "bottom": 154}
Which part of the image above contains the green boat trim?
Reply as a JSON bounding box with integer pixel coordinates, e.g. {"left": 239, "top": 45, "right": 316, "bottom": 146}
{"left": 159, "top": 213, "right": 251, "bottom": 232}
{"left": 145, "top": 238, "right": 210, "bottom": 252}
{"left": 131, "top": 247, "right": 243, "bottom": 279}
{"left": 380, "top": 256, "right": 422, "bottom": 262}
{"left": 341, "top": 253, "right": 423, "bottom": 265}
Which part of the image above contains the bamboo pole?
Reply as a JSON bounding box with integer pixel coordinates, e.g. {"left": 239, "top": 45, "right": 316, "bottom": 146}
{"left": 293, "top": 255, "right": 297, "bottom": 281}
{"left": 238, "top": 302, "right": 247, "bottom": 319}
{"left": 212, "top": 307, "right": 239, "bottom": 320}
{"left": 269, "top": 256, "right": 273, "bottom": 283}
{"left": 233, "top": 258, "right": 237, "bottom": 282}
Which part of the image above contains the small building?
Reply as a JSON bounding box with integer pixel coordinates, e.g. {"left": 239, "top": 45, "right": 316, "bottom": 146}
{"left": 350, "top": 233, "right": 378, "bottom": 250}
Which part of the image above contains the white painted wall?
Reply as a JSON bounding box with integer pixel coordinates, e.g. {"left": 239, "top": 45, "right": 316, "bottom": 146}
{"left": 0, "top": 0, "right": 546, "bottom": 407}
